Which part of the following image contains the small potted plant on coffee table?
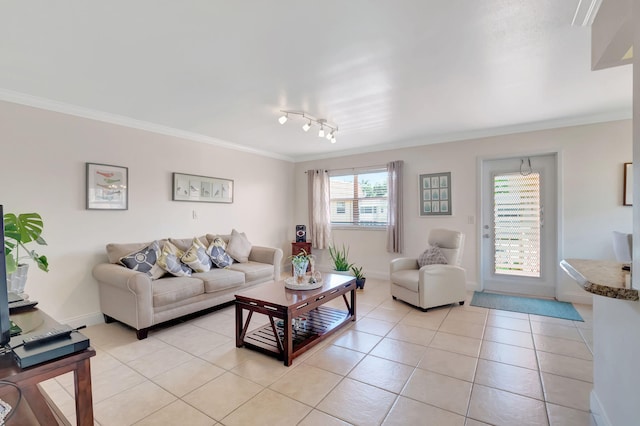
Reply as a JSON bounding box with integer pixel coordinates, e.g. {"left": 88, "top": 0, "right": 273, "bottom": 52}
{"left": 351, "top": 265, "right": 366, "bottom": 289}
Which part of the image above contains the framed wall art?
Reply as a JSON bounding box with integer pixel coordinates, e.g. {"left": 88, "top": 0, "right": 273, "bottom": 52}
{"left": 624, "top": 162, "right": 632, "bottom": 206}
{"left": 172, "top": 173, "right": 233, "bottom": 203}
{"left": 419, "top": 172, "right": 451, "bottom": 216}
{"left": 86, "top": 163, "right": 128, "bottom": 210}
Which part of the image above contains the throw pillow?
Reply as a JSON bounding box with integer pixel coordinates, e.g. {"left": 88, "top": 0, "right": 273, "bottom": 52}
{"left": 158, "top": 241, "right": 192, "bottom": 277}
{"left": 418, "top": 245, "right": 449, "bottom": 267}
{"left": 181, "top": 238, "right": 212, "bottom": 273}
{"left": 225, "top": 229, "right": 252, "bottom": 263}
{"left": 118, "top": 240, "right": 165, "bottom": 279}
{"left": 208, "top": 245, "right": 234, "bottom": 268}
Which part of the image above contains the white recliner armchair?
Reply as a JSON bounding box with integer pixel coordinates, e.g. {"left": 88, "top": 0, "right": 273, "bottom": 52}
{"left": 390, "top": 228, "right": 467, "bottom": 311}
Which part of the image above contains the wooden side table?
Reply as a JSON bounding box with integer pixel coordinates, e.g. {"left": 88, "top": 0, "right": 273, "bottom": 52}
{"left": 1, "top": 309, "right": 95, "bottom": 425}
{"left": 291, "top": 242, "right": 312, "bottom": 273}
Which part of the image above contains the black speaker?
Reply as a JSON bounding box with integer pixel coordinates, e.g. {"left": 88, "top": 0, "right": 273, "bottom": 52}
{"left": 295, "top": 225, "right": 306, "bottom": 242}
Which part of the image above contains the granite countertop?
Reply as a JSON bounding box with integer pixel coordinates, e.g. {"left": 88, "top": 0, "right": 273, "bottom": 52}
{"left": 560, "top": 259, "right": 639, "bottom": 301}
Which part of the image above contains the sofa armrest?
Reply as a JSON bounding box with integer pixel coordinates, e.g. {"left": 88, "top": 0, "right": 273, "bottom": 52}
{"left": 390, "top": 257, "right": 419, "bottom": 275}
{"left": 92, "top": 263, "right": 155, "bottom": 330}
{"left": 92, "top": 263, "right": 154, "bottom": 294}
{"left": 249, "top": 246, "right": 284, "bottom": 280}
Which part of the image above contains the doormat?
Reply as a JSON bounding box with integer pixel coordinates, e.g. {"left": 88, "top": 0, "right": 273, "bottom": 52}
{"left": 470, "top": 291, "right": 583, "bottom": 321}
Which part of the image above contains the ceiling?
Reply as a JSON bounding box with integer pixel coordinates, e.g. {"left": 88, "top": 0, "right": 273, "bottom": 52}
{"left": 0, "top": 1, "right": 632, "bottom": 162}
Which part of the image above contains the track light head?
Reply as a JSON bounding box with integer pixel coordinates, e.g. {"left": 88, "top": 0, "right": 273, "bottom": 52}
{"left": 278, "top": 110, "right": 338, "bottom": 143}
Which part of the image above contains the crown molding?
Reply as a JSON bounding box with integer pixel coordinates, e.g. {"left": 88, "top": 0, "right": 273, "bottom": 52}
{"left": 0, "top": 88, "right": 294, "bottom": 162}
{"left": 294, "top": 108, "right": 632, "bottom": 162}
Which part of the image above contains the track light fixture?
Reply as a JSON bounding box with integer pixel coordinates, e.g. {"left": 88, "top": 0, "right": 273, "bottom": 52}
{"left": 278, "top": 110, "right": 338, "bottom": 143}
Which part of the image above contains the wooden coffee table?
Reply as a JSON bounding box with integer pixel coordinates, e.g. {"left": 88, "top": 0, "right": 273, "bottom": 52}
{"left": 235, "top": 273, "right": 356, "bottom": 366}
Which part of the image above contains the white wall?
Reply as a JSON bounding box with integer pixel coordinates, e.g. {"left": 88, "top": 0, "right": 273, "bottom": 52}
{"left": 0, "top": 101, "right": 295, "bottom": 325}
{"left": 591, "top": 3, "right": 640, "bottom": 425}
{"left": 295, "top": 120, "right": 632, "bottom": 303}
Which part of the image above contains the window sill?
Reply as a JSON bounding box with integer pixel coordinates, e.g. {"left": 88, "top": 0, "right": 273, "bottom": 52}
{"left": 331, "top": 225, "right": 386, "bottom": 232}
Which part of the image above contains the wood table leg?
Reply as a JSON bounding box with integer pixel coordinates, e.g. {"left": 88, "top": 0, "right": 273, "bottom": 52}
{"left": 74, "top": 358, "right": 94, "bottom": 426}
{"left": 283, "top": 313, "right": 292, "bottom": 366}
{"left": 235, "top": 303, "right": 243, "bottom": 347}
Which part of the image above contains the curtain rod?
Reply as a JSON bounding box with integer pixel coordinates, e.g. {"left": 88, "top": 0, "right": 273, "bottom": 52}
{"left": 304, "top": 164, "right": 390, "bottom": 174}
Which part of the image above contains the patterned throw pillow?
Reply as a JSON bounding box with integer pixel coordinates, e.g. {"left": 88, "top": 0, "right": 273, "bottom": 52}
{"left": 226, "top": 229, "right": 252, "bottom": 263}
{"left": 207, "top": 239, "right": 234, "bottom": 268}
{"left": 118, "top": 241, "right": 165, "bottom": 279}
{"left": 181, "top": 238, "right": 212, "bottom": 272}
{"left": 417, "top": 245, "right": 449, "bottom": 267}
{"left": 157, "top": 241, "right": 192, "bottom": 277}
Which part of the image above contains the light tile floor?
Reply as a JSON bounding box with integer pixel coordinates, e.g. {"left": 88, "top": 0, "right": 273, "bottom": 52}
{"left": 41, "top": 279, "right": 596, "bottom": 425}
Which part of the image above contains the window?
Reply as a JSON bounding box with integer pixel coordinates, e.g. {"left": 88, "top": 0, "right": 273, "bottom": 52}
{"left": 493, "top": 172, "right": 541, "bottom": 278}
{"left": 330, "top": 168, "right": 388, "bottom": 227}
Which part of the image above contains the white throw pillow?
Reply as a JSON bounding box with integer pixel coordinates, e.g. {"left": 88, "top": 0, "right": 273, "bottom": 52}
{"left": 226, "top": 229, "right": 252, "bottom": 263}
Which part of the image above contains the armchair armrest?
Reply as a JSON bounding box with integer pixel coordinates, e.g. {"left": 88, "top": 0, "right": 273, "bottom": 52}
{"left": 391, "top": 257, "right": 419, "bottom": 274}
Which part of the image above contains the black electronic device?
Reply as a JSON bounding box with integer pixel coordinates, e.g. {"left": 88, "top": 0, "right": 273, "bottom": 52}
{"left": 22, "top": 324, "right": 73, "bottom": 348}
{"left": 11, "top": 329, "right": 90, "bottom": 368}
{"left": 0, "top": 205, "right": 11, "bottom": 346}
{"left": 8, "top": 299, "right": 38, "bottom": 313}
{"left": 295, "top": 225, "right": 307, "bottom": 243}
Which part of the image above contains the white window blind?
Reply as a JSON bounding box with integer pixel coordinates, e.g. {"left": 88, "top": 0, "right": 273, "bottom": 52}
{"left": 330, "top": 169, "right": 388, "bottom": 227}
{"left": 493, "top": 172, "right": 541, "bottom": 278}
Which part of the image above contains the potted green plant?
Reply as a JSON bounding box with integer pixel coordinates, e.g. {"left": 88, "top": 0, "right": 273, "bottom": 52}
{"left": 4, "top": 212, "right": 49, "bottom": 294}
{"left": 328, "top": 244, "right": 353, "bottom": 274}
{"left": 289, "top": 249, "right": 314, "bottom": 284}
{"left": 351, "top": 265, "right": 366, "bottom": 289}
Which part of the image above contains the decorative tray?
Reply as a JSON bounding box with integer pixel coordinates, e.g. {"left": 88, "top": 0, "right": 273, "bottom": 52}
{"left": 284, "top": 277, "right": 323, "bottom": 290}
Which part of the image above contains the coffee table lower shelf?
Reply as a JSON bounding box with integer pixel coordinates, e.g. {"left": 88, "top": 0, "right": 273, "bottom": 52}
{"left": 242, "top": 306, "right": 351, "bottom": 362}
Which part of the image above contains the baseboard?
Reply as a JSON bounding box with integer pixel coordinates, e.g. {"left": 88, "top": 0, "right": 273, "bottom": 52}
{"left": 557, "top": 290, "right": 593, "bottom": 305}
{"left": 59, "top": 311, "right": 105, "bottom": 329}
{"left": 590, "top": 389, "right": 612, "bottom": 426}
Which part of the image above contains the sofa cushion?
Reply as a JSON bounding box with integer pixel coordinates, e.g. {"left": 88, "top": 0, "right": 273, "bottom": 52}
{"left": 117, "top": 240, "right": 165, "bottom": 280}
{"left": 152, "top": 276, "right": 205, "bottom": 307}
{"left": 158, "top": 241, "right": 192, "bottom": 277}
{"left": 228, "top": 261, "right": 273, "bottom": 283}
{"left": 225, "top": 229, "right": 252, "bottom": 263}
{"left": 181, "top": 238, "right": 213, "bottom": 272}
{"left": 194, "top": 269, "right": 245, "bottom": 293}
{"left": 169, "top": 236, "right": 209, "bottom": 252}
{"left": 390, "top": 270, "right": 420, "bottom": 292}
{"left": 418, "top": 245, "right": 448, "bottom": 267}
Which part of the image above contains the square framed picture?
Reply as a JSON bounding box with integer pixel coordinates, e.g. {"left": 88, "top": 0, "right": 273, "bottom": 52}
{"left": 86, "top": 163, "right": 128, "bottom": 210}
{"left": 419, "top": 172, "right": 452, "bottom": 216}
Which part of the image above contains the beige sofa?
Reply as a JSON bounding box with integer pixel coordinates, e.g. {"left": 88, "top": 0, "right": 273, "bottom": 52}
{"left": 92, "top": 234, "right": 283, "bottom": 339}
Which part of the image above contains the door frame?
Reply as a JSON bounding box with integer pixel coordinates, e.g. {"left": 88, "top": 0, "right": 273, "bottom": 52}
{"left": 476, "top": 150, "right": 564, "bottom": 298}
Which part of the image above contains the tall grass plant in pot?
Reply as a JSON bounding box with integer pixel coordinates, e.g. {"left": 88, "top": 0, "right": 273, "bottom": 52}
{"left": 328, "top": 244, "right": 353, "bottom": 276}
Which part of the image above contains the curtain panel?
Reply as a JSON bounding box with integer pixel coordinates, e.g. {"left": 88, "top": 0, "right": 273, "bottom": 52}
{"left": 307, "top": 169, "right": 331, "bottom": 249}
{"left": 386, "top": 160, "right": 404, "bottom": 253}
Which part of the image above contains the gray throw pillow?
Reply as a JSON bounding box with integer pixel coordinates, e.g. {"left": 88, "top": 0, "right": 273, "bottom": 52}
{"left": 226, "top": 229, "right": 252, "bottom": 263}
{"left": 118, "top": 240, "right": 165, "bottom": 279}
{"left": 418, "top": 245, "right": 448, "bottom": 267}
